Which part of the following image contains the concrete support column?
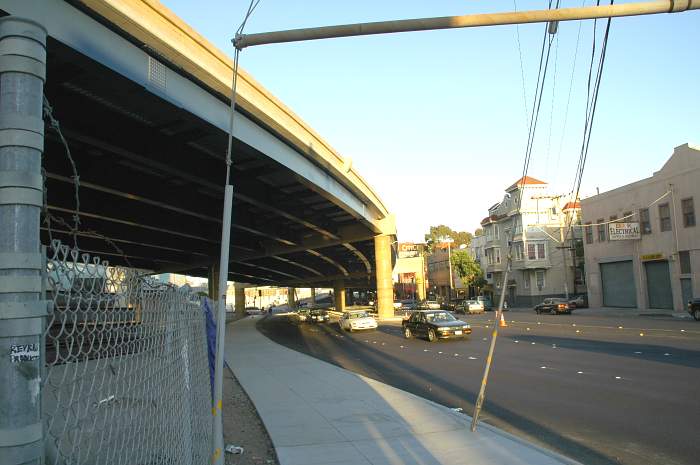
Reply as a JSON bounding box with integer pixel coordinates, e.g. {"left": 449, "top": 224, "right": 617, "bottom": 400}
{"left": 310, "top": 287, "right": 316, "bottom": 306}
{"left": 333, "top": 281, "right": 346, "bottom": 313}
{"left": 287, "top": 287, "right": 295, "bottom": 310}
{"left": 0, "top": 17, "right": 47, "bottom": 465}
{"left": 374, "top": 235, "right": 394, "bottom": 319}
{"left": 416, "top": 275, "right": 426, "bottom": 301}
{"left": 234, "top": 284, "right": 245, "bottom": 315}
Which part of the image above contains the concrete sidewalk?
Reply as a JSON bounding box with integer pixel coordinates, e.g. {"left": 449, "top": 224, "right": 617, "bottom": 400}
{"left": 224, "top": 316, "right": 581, "bottom": 465}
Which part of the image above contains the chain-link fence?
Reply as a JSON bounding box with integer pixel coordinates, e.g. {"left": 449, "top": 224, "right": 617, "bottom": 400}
{"left": 43, "top": 240, "right": 212, "bottom": 465}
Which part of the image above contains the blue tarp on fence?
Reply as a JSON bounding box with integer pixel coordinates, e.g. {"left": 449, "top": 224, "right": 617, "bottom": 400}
{"left": 202, "top": 297, "right": 217, "bottom": 397}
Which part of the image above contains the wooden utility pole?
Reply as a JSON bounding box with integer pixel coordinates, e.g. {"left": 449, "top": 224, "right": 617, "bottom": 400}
{"left": 235, "top": 0, "right": 698, "bottom": 49}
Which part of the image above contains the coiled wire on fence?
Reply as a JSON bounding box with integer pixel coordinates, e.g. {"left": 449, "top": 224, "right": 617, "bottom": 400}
{"left": 43, "top": 239, "right": 212, "bottom": 465}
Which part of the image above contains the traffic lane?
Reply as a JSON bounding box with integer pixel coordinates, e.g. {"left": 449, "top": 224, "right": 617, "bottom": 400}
{"left": 257, "top": 315, "right": 700, "bottom": 465}
{"left": 495, "top": 308, "right": 700, "bottom": 333}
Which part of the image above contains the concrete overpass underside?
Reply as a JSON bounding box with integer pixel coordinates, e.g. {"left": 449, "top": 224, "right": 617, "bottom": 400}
{"left": 1, "top": 0, "right": 396, "bottom": 290}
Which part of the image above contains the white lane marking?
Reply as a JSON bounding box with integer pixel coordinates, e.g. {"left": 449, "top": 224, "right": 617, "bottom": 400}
{"left": 400, "top": 345, "right": 405, "bottom": 349}
{"left": 526, "top": 328, "right": 531, "bottom": 331}
{"left": 639, "top": 332, "right": 644, "bottom": 336}
{"left": 664, "top": 353, "right": 671, "bottom": 356}
{"left": 615, "top": 376, "right": 622, "bottom": 379}
{"left": 575, "top": 330, "right": 581, "bottom": 333}
{"left": 537, "top": 322, "right": 541, "bottom": 325}
{"left": 423, "top": 349, "right": 430, "bottom": 352}
{"left": 577, "top": 371, "right": 584, "bottom": 374}
{"left": 381, "top": 342, "right": 385, "bottom": 345}
{"left": 572, "top": 324, "right": 577, "bottom": 327}
{"left": 372, "top": 341, "right": 377, "bottom": 344}
{"left": 451, "top": 407, "right": 463, "bottom": 412}
{"left": 482, "top": 337, "right": 487, "bottom": 341}
{"left": 634, "top": 351, "right": 642, "bottom": 354}
{"left": 514, "top": 340, "right": 520, "bottom": 343}
{"left": 618, "top": 326, "right": 624, "bottom": 329}
{"left": 468, "top": 356, "right": 477, "bottom": 360}
{"left": 438, "top": 351, "right": 443, "bottom": 354}
{"left": 531, "top": 342, "right": 536, "bottom": 345}
{"left": 454, "top": 353, "right": 459, "bottom": 357}
{"left": 540, "top": 366, "right": 547, "bottom": 369}
{"left": 552, "top": 344, "right": 557, "bottom": 348}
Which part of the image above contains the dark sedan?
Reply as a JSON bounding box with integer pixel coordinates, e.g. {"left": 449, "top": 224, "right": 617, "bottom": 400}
{"left": 534, "top": 298, "right": 575, "bottom": 315}
{"left": 402, "top": 310, "right": 471, "bottom": 342}
{"left": 308, "top": 309, "right": 330, "bottom": 323}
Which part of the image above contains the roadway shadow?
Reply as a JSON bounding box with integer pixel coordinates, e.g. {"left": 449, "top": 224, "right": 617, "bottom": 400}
{"left": 254, "top": 314, "right": 446, "bottom": 465}
{"left": 505, "top": 335, "right": 700, "bottom": 369}
{"left": 257, "top": 316, "right": 619, "bottom": 465}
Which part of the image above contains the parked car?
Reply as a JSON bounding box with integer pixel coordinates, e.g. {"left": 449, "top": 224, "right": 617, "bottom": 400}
{"left": 456, "top": 300, "right": 485, "bottom": 314}
{"left": 534, "top": 298, "right": 575, "bottom": 315}
{"left": 402, "top": 310, "right": 471, "bottom": 342}
{"left": 339, "top": 310, "right": 378, "bottom": 332}
{"left": 308, "top": 309, "right": 329, "bottom": 323}
{"left": 400, "top": 299, "right": 419, "bottom": 310}
{"left": 688, "top": 298, "right": 700, "bottom": 321}
{"left": 393, "top": 300, "right": 403, "bottom": 309}
{"left": 477, "top": 295, "right": 493, "bottom": 311}
{"left": 569, "top": 294, "right": 588, "bottom": 308}
{"left": 245, "top": 306, "right": 262, "bottom": 315}
{"left": 423, "top": 300, "right": 442, "bottom": 310}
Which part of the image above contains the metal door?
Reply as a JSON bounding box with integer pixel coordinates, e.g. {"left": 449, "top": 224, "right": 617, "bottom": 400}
{"left": 644, "top": 260, "right": 673, "bottom": 309}
{"left": 681, "top": 278, "right": 693, "bottom": 306}
{"left": 600, "top": 261, "right": 636, "bottom": 308}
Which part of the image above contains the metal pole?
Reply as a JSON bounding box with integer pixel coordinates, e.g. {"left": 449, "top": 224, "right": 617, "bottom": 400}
{"left": 471, "top": 256, "right": 510, "bottom": 431}
{"left": 0, "top": 17, "right": 48, "bottom": 465}
{"left": 235, "top": 0, "right": 698, "bottom": 48}
{"left": 211, "top": 184, "right": 233, "bottom": 465}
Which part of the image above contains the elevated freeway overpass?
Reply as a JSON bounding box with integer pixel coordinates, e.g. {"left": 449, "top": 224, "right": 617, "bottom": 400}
{"left": 1, "top": 0, "right": 397, "bottom": 314}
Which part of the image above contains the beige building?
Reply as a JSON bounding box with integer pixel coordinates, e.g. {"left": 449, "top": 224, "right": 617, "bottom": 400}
{"left": 427, "top": 243, "right": 469, "bottom": 301}
{"left": 480, "top": 176, "right": 582, "bottom": 306}
{"left": 393, "top": 243, "right": 427, "bottom": 301}
{"left": 581, "top": 144, "right": 699, "bottom": 312}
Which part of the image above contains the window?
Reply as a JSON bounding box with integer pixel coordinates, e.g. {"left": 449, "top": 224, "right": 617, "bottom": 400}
{"left": 527, "top": 242, "right": 546, "bottom": 260}
{"left": 523, "top": 271, "right": 530, "bottom": 289}
{"left": 514, "top": 242, "right": 524, "bottom": 261}
{"left": 680, "top": 250, "right": 691, "bottom": 274}
{"left": 640, "top": 208, "right": 651, "bottom": 234}
{"left": 494, "top": 225, "right": 500, "bottom": 240}
{"left": 597, "top": 219, "right": 606, "bottom": 241}
{"left": 494, "top": 248, "right": 501, "bottom": 264}
{"left": 659, "top": 203, "right": 672, "bottom": 231}
{"left": 585, "top": 222, "right": 593, "bottom": 244}
{"left": 535, "top": 270, "right": 545, "bottom": 289}
{"left": 682, "top": 198, "right": 695, "bottom": 227}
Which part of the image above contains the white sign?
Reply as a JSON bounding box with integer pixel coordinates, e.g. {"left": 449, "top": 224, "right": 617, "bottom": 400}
{"left": 608, "top": 222, "right": 641, "bottom": 240}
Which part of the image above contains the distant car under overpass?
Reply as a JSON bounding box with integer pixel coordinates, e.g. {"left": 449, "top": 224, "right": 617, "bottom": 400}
{"left": 1, "top": 0, "right": 397, "bottom": 314}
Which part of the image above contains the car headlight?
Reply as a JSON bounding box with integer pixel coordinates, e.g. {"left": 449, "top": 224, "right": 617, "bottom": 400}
{"left": 463, "top": 325, "right": 470, "bottom": 329}
{"left": 438, "top": 327, "right": 450, "bottom": 332}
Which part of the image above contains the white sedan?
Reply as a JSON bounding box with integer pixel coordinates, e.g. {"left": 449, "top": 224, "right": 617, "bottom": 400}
{"left": 464, "top": 300, "right": 485, "bottom": 314}
{"left": 339, "top": 311, "right": 378, "bottom": 332}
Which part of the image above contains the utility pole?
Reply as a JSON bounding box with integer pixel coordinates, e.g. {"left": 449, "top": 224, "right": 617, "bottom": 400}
{"left": 235, "top": 1, "right": 698, "bottom": 49}
{"left": 0, "top": 17, "right": 48, "bottom": 465}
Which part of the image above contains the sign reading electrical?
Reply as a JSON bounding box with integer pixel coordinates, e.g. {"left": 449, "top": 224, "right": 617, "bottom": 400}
{"left": 608, "top": 222, "right": 641, "bottom": 240}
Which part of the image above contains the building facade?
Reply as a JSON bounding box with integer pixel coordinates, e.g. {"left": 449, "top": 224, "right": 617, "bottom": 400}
{"left": 393, "top": 243, "right": 427, "bottom": 301}
{"left": 427, "top": 242, "right": 469, "bottom": 301}
{"left": 480, "top": 176, "right": 582, "bottom": 307}
{"left": 581, "top": 144, "right": 699, "bottom": 312}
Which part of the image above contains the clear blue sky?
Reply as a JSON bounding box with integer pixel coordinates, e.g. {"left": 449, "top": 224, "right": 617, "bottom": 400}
{"left": 161, "top": 0, "right": 699, "bottom": 241}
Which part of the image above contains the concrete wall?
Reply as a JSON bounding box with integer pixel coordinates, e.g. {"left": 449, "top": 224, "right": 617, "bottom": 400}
{"left": 581, "top": 144, "right": 700, "bottom": 311}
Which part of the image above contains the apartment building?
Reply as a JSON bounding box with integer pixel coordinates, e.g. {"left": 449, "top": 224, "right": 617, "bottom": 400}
{"left": 480, "top": 176, "right": 582, "bottom": 306}
{"left": 581, "top": 144, "right": 699, "bottom": 312}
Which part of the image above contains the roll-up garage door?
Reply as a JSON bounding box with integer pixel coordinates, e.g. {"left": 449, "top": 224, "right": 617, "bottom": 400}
{"left": 600, "top": 261, "right": 636, "bottom": 308}
{"left": 644, "top": 260, "right": 673, "bottom": 309}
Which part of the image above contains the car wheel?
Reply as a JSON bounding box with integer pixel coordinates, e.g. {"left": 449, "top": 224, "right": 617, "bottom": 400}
{"left": 404, "top": 327, "right": 412, "bottom": 339}
{"left": 428, "top": 329, "right": 437, "bottom": 342}
{"left": 694, "top": 309, "right": 700, "bottom": 321}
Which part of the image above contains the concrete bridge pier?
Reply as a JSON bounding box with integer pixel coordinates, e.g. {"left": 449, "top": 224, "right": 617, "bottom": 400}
{"left": 374, "top": 235, "right": 394, "bottom": 319}
{"left": 333, "top": 281, "right": 346, "bottom": 313}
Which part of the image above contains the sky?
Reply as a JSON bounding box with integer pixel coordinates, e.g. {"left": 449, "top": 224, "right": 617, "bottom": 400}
{"left": 160, "top": 0, "right": 699, "bottom": 242}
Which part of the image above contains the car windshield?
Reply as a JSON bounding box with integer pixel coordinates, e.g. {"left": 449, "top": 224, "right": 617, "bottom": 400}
{"left": 466, "top": 300, "right": 477, "bottom": 304}
{"left": 349, "top": 312, "right": 369, "bottom": 319}
{"left": 425, "top": 311, "right": 456, "bottom": 322}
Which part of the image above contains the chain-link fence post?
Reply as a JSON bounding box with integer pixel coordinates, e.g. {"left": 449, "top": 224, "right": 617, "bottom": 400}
{"left": 0, "top": 16, "right": 48, "bottom": 465}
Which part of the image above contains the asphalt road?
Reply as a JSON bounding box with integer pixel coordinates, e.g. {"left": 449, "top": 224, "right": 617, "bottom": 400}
{"left": 257, "top": 309, "right": 700, "bottom": 465}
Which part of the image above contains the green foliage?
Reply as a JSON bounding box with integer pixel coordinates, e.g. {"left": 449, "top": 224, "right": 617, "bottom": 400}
{"left": 450, "top": 250, "right": 484, "bottom": 290}
{"left": 424, "top": 225, "right": 473, "bottom": 252}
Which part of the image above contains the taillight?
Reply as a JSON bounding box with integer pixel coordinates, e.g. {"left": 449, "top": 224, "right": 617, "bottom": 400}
{"left": 558, "top": 304, "right": 566, "bottom": 309}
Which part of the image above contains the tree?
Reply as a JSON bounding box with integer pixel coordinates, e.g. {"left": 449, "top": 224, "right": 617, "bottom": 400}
{"left": 424, "top": 225, "right": 473, "bottom": 252}
{"left": 450, "top": 250, "right": 485, "bottom": 294}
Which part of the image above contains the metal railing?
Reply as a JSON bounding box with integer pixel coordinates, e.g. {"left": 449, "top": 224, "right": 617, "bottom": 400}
{"left": 43, "top": 240, "right": 212, "bottom": 465}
